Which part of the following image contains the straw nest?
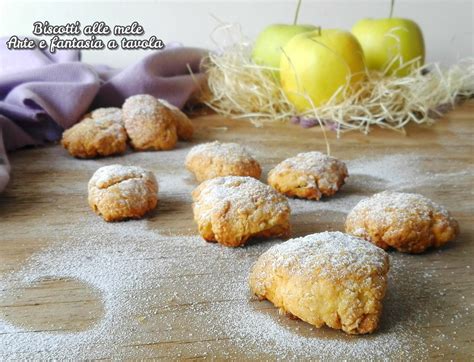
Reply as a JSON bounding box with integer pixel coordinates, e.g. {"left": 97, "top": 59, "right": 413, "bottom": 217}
{"left": 200, "top": 23, "right": 474, "bottom": 136}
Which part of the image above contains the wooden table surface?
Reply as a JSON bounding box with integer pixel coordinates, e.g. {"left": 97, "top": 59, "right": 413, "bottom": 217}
{"left": 0, "top": 101, "right": 473, "bottom": 360}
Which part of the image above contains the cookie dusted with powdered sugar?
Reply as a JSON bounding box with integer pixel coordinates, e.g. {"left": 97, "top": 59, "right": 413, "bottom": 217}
{"left": 267, "top": 151, "right": 348, "bottom": 200}
{"left": 192, "top": 176, "right": 290, "bottom": 247}
{"left": 158, "top": 98, "right": 194, "bottom": 141}
{"left": 250, "top": 231, "right": 389, "bottom": 335}
{"left": 122, "top": 94, "right": 178, "bottom": 151}
{"left": 185, "top": 141, "right": 262, "bottom": 182}
{"left": 88, "top": 164, "right": 158, "bottom": 222}
{"left": 345, "top": 191, "right": 459, "bottom": 253}
{"left": 61, "top": 107, "right": 127, "bottom": 158}
{"left": 122, "top": 95, "right": 194, "bottom": 151}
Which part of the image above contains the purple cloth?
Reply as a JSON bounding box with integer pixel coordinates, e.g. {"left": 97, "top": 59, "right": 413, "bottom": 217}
{"left": 0, "top": 38, "right": 208, "bottom": 192}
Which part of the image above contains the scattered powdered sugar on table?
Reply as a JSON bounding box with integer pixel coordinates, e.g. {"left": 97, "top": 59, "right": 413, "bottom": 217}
{"left": 0, "top": 151, "right": 471, "bottom": 359}
{"left": 0, "top": 220, "right": 166, "bottom": 359}
{"left": 289, "top": 153, "right": 474, "bottom": 216}
{"left": 193, "top": 248, "right": 433, "bottom": 360}
{"left": 0, "top": 225, "right": 425, "bottom": 360}
{"left": 347, "top": 153, "right": 473, "bottom": 190}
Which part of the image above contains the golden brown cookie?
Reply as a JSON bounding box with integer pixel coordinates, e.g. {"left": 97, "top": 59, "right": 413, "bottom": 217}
{"left": 61, "top": 108, "right": 127, "bottom": 158}
{"left": 185, "top": 141, "right": 262, "bottom": 182}
{"left": 159, "top": 98, "right": 194, "bottom": 141}
{"left": 122, "top": 94, "right": 178, "bottom": 151}
{"left": 88, "top": 164, "right": 158, "bottom": 222}
{"left": 345, "top": 191, "right": 459, "bottom": 253}
{"left": 267, "top": 151, "right": 348, "bottom": 200}
{"left": 250, "top": 231, "right": 389, "bottom": 335}
{"left": 192, "top": 176, "right": 290, "bottom": 247}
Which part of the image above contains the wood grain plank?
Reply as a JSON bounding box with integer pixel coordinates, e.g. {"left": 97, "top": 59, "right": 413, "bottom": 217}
{"left": 0, "top": 100, "right": 472, "bottom": 359}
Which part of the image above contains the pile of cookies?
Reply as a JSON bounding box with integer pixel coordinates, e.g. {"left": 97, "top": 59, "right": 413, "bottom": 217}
{"left": 184, "top": 142, "right": 458, "bottom": 334}
{"left": 186, "top": 144, "right": 350, "bottom": 247}
{"left": 66, "top": 98, "right": 459, "bottom": 336}
{"left": 61, "top": 94, "right": 193, "bottom": 158}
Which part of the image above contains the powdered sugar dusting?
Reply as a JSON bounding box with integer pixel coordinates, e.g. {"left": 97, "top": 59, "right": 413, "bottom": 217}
{"left": 0, "top": 149, "right": 471, "bottom": 359}
{"left": 186, "top": 141, "right": 257, "bottom": 164}
{"left": 268, "top": 151, "right": 348, "bottom": 198}
{"left": 271, "top": 151, "right": 347, "bottom": 175}
{"left": 257, "top": 231, "right": 388, "bottom": 281}
{"left": 349, "top": 190, "right": 452, "bottom": 226}
{"left": 89, "top": 164, "right": 156, "bottom": 189}
{"left": 289, "top": 153, "right": 474, "bottom": 217}
{"left": 87, "top": 107, "right": 123, "bottom": 124}
{"left": 0, "top": 225, "right": 436, "bottom": 360}
{"left": 122, "top": 94, "right": 164, "bottom": 119}
{"left": 0, "top": 221, "right": 196, "bottom": 359}
{"left": 193, "top": 175, "right": 289, "bottom": 221}
{"left": 209, "top": 254, "right": 428, "bottom": 360}
{"left": 92, "top": 118, "right": 125, "bottom": 136}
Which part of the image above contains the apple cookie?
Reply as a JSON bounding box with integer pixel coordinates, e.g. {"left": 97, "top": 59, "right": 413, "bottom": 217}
{"left": 159, "top": 98, "right": 194, "bottom": 141}
{"left": 268, "top": 151, "right": 348, "bottom": 200}
{"left": 192, "top": 176, "right": 290, "bottom": 247}
{"left": 122, "top": 94, "right": 194, "bottom": 151}
{"left": 185, "top": 141, "right": 262, "bottom": 182}
{"left": 61, "top": 107, "right": 127, "bottom": 158}
{"left": 250, "top": 231, "right": 389, "bottom": 335}
{"left": 88, "top": 164, "right": 158, "bottom": 221}
{"left": 345, "top": 191, "right": 459, "bottom": 253}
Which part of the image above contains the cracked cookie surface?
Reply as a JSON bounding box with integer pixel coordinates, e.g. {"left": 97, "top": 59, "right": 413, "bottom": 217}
{"left": 267, "top": 151, "right": 348, "bottom": 200}
{"left": 185, "top": 141, "right": 262, "bottom": 182}
{"left": 192, "top": 176, "right": 290, "bottom": 247}
{"left": 250, "top": 231, "right": 389, "bottom": 334}
{"left": 61, "top": 107, "right": 127, "bottom": 158}
{"left": 345, "top": 191, "right": 459, "bottom": 253}
{"left": 88, "top": 164, "right": 158, "bottom": 221}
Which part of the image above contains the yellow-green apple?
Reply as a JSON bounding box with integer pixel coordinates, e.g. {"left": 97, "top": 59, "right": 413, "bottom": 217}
{"left": 352, "top": 17, "right": 425, "bottom": 76}
{"left": 280, "top": 29, "right": 366, "bottom": 111}
{"left": 252, "top": 24, "right": 316, "bottom": 76}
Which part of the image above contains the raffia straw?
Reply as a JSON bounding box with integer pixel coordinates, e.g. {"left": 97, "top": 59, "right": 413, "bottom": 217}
{"left": 201, "top": 22, "right": 474, "bottom": 136}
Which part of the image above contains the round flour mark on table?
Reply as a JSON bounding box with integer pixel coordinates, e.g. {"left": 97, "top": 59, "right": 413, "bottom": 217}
{"left": 0, "top": 277, "right": 104, "bottom": 332}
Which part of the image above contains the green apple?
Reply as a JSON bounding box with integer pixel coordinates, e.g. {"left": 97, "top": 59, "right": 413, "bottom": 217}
{"left": 280, "top": 29, "right": 366, "bottom": 111}
{"left": 252, "top": 24, "right": 316, "bottom": 76}
{"left": 352, "top": 17, "right": 425, "bottom": 76}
